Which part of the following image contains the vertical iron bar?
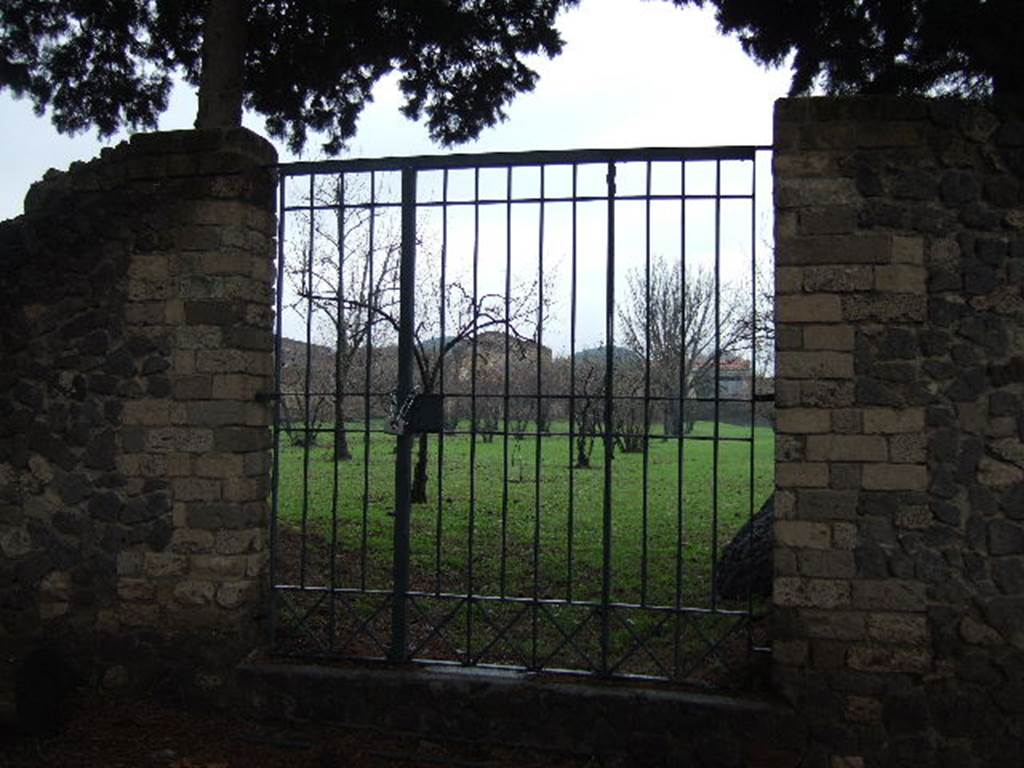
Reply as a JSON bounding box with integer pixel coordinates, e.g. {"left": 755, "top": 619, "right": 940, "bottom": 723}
{"left": 361, "top": 173, "right": 376, "bottom": 591}
{"left": 328, "top": 173, "right": 345, "bottom": 650}
{"left": 390, "top": 166, "right": 417, "bottom": 663}
{"left": 710, "top": 160, "right": 722, "bottom": 613}
{"left": 533, "top": 167, "right": 545, "bottom": 669}
{"left": 601, "top": 162, "right": 617, "bottom": 676}
{"left": 673, "top": 161, "right": 687, "bottom": 678}
{"left": 300, "top": 174, "right": 315, "bottom": 589}
{"left": 567, "top": 164, "right": 578, "bottom": 605}
{"left": 500, "top": 167, "right": 512, "bottom": 598}
{"left": 748, "top": 157, "right": 759, "bottom": 640}
{"left": 268, "top": 173, "right": 287, "bottom": 644}
{"left": 436, "top": 169, "right": 449, "bottom": 597}
{"left": 467, "top": 167, "right": 481, "bottom": 664}
{"left": 641, "top": 161, "right": 652, "bottom": 607}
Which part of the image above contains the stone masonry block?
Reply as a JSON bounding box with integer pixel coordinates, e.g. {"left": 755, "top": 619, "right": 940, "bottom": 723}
{"left": 842, "top": 294, "right": 927, "bottom": 323}
{"left": 799, "top": 206, "right": 860, "bottom": 235}
{"left": 776, "top": 234, "right": 893, "bottom": 266}
{"left": 832, "top": 523, "right": 858, "bottom": 550}
{"left": 799, "top": 550, "right": 857, "bottom": 579}
{"left": 862, "top": 463, "right": 927, "bottom": 490}
{"left": 190, "top": 554, "right": 248, "bottom": 579}
{"left": 774, "top": 577, "right": 851, "bottom": 609}
{"left": 796, "top": 490, "right": 859, "bottom": 521}
{"left": 851, "top": 580, "right": 926, "bottom": 611}
{"left": 889, "top": 434, "right": 927, "bottom": 463}
{"left": 211, "top": 373, "right": 266, "bottom": 400}
{"left": 777, "top": 462, "right": 830, "bottom": 488}
{"left": 145, "top": 427, "right": 214, "bottom": 454}
{"left": 777, "top": 352, "right": 854, "bottom": 380}
{"left": 214, "top": 427, "right": 272, "bottom": 452}
{"left": 846, "top": 645, "right": 931, "bottom": 674}
{"left": 173, "top": 579, "right": 215, "bottom": 606}
{"left": 187, "top": 502, "right": 262, "bottom": 530}
{"left": 865, "top": 612, "right": 929, "bottom": 645}
{"left": 875, "top": 265, "right": 926, "bottom": 294}
{"left": 776, "top": 521, "right": 832, "bottom": 549}
{"left": 172, "top": 477, "right": 222, "bottom": 502}
{"left": 776, "top": 295, "right": 843, "bottom": 323}
{"left": 804, "top": 325, "right": 855, "bottom": 351}
{"left": 195, "top": 453, "right": 245, "bottom": 478}
{"left": 776, "top": 178, "right": 860, "bottom": 210}
{"left": 799, "top": 610, "right": 866, "bottom": 640}
{"left": 216, "top": 581, "right": 256, "bottom": 610}
{"left": 777, "top": 408, "right": 831, "bottom": 434}
{"left": 170, "top": 528, "right": 215, "bottom": 554}
{"left": 803, "top": 266, "right": 874, "bottom": 293}
{"left": 214, "top": 529, "right": 263, "bottom": 555}
{"left": 187, "top": 400, "right": 248, "bottom": 426}
{"left": 143, "top": 552, "right": 189, "bottom": 578}
{"left": 805, "top": 435, "right": 888, "bottom": 463}
{"left": 776, "top": 266, "right": 803, "bottom": 294}
{"left": 862, "top": 407, "right": 925, "bottom": 434}
{"left": 892, "top": 235, "right": 925, "bottom": 265}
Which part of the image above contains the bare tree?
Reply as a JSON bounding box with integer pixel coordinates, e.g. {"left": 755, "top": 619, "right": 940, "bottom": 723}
{"left": 357, "top": 252, "right": 545, "bottom": 503}
{"left": 288, "top": 177, "right": 401, "bottom": 461}
{"left": 618, "top": 258, "right": 751, "bottom": 436}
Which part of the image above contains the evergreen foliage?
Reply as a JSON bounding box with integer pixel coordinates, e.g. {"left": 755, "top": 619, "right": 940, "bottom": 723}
{"left": 0, "top": 0, "right": 577, "bottom": 152}
{"left": 673, "top": 0, "right": 1023, "bottom": 100}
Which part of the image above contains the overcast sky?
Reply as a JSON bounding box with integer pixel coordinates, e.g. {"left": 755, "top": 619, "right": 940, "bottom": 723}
{"left": 0, "top": 0, "right": 791, "bottom": 222}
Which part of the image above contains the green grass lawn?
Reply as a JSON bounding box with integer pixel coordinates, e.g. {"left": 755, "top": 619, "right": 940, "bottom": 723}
{"left": 274, "top": 419, "right": 773, "bottom": 607}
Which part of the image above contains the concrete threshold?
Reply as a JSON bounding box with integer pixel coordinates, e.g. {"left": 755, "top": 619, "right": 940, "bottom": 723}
{"left": 235, "top": 658, "right": 808, "bottom": 767}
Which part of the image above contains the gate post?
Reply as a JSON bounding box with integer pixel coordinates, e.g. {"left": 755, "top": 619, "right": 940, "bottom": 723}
{"left": 773, "top": 97, "right": 1024, "bottom": 765}
{"left": 389, "top": 167, "right": 417, "bottom": 662}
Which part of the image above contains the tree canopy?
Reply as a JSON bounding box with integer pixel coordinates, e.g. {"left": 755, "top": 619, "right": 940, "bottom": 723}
{"left": 673, "top": 0, "right": 1023, "bottom": 100}
{"left": 0, "top": 0, "right": 577, "bottom": 153}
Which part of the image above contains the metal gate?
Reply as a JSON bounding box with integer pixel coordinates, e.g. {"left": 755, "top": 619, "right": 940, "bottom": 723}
{"left": 268, "top": 146, "right": 774, "bottom": 687}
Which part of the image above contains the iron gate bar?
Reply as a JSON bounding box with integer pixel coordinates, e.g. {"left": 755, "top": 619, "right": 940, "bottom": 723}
{"left": 276, "top": 145, "right": 766, "bottom": 176}
{"left": 467, "top": 166, "right": 481, "bottom": 664}
{"left": 390, "top": 167, "right": 417, "bottom": 662}
{"left": 601, "top": 160, "right": 616, "bottom": 676}
{"left": 328, "top": 174, "right": 344, "bottom": 651}
{"left": 435, "top": 168, "right": 449, "bottom": 598}
{"left": 300, "top": 174, "right": 315, "bottom": 589}
{"left": 282, "top": 192, "right": 759, "bottom": 215}
{"left": 532, "top": 166, "right": 546, "bottom": 670}
{"left": 361, "top": 171, "right": 377, "bottom": 592}
{"left": 710, "top": 160, "right": 722, "bottom": 613}
{"left": 500, "top": 165, "right": 512, "bottom": 603}
{"left": 673, "top": 159, "right": 687, "bottom": 680}
{"left": 641, "top": 160, "right": 652, "bottom": 608}
{"left": 567, "top": 162, "right": 578, "bottom": 605}
{"left": 275, "top": 585, "right": 759, "bottom": 617}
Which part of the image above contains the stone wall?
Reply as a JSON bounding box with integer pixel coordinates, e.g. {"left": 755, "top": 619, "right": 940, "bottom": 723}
{"left": 0, "top": 129, "right": 276, "bottom": 707}
{"left": 774, "top": 98, "right": 1024, "bottom": 766}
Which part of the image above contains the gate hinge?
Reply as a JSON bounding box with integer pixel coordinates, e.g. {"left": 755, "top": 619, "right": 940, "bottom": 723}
{"left": 254, "top": 391, "right": 280, "bottom": 403}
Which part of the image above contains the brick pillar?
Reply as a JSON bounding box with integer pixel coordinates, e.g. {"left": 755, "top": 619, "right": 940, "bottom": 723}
{"left": 105, "top": 129, "right": 277, "bottom": 684}
{"left": 773, "top": 98, "right": 1024, "bottom": 766}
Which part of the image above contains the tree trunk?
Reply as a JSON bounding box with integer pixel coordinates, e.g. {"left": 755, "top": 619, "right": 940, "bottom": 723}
{"left": 195, "top": 0, "right": 248, "bottom": 128}
{"left": 411, "top": 432, "right": 429, "bottom": 504}
{"left": 333, "top": 401, "right": 351, "bottom": 461}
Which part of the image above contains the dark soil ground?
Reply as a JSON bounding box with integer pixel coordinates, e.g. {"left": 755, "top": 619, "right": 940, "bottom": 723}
{"left": 1, "top": 696, "right": 594, "bottom": 768}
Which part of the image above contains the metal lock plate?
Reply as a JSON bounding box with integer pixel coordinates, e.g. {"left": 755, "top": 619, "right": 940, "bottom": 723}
{"left": 403, "top": 393, "right": 444, "bottom": 434}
